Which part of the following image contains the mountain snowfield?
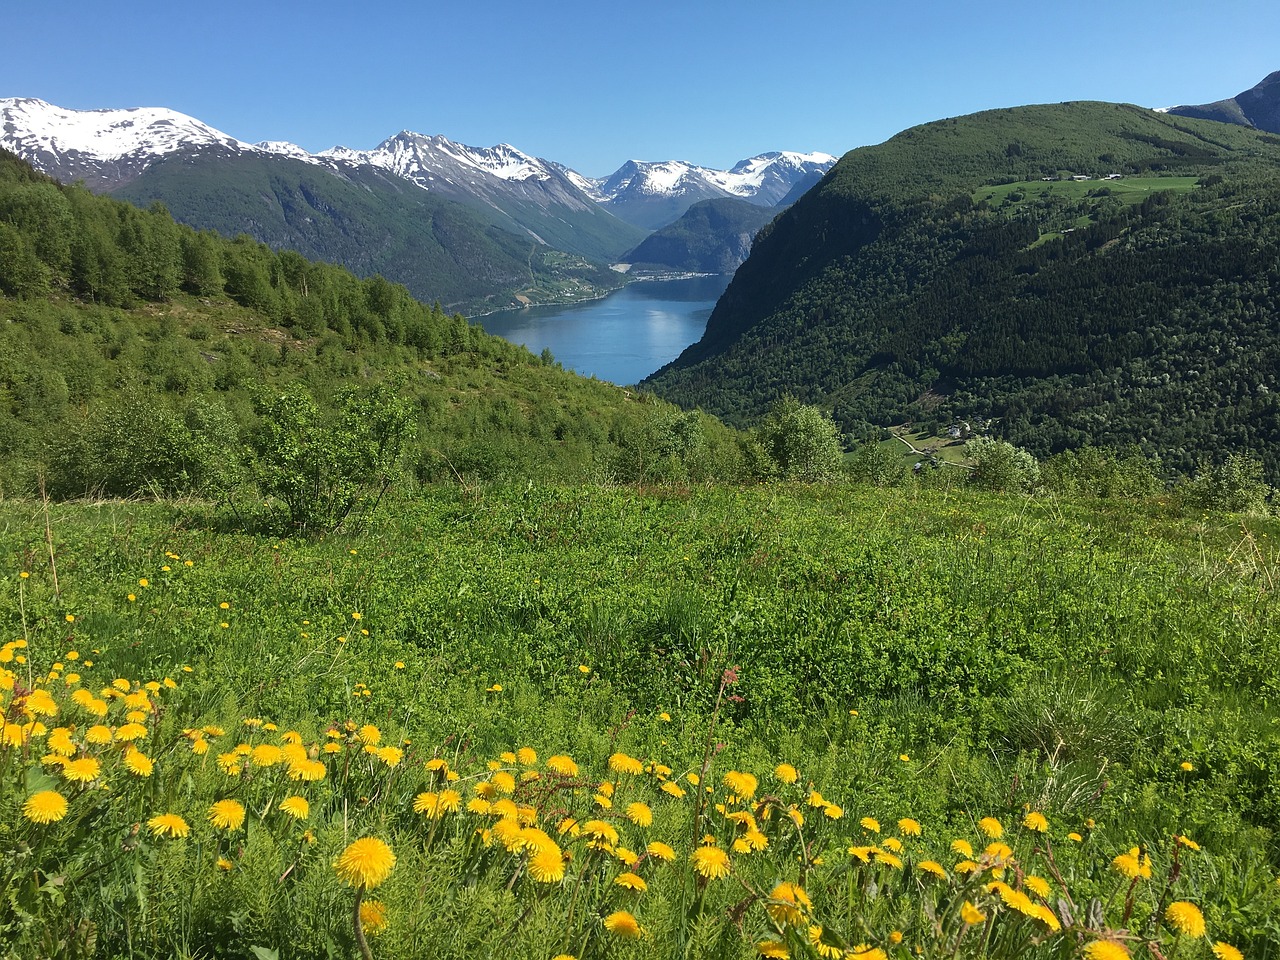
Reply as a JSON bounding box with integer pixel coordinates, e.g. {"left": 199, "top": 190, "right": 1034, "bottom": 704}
{"left": 0, "top": 97, "right": 834, "bottom": 220}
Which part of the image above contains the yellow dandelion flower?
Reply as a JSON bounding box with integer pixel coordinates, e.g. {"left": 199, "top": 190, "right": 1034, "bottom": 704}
{"left": 978, "top": 817, "right": 1003, "bottom": 838}
{"left": 47, "top": 728, "right": 76, "bottom": 756}
{"left": 582, "top": 819, "right": 619, "bottom": 844}
{"left": 774, "top": 762, "right": 799, "bottom": 784}
{"left": 62, "top": 756, "right": 101, "bottom": 783}
{"left": 1028, "top": 903, "right": 1061, "bottom": 931}
{"left": 766, "top": 881, "right": 812, "bottom": 926}
{"left": 85, "top": 724, "right": 114, "bottom": 745}
{"left": 848, "top": 845, "right": 874, "bottom": 863}
{"left": 603, "top": 911, "right": 643, "bottom": 939}
{"left": 807, "top": 925, "right": 843, "bottom": 960}
{"left": 851, "top": 947, "right": 887, "bottom": 960}
{"left": 609, "top": 752, "right": 644, "bottom": 776}
{"left": 1083, "top": 941, "right": 1131, "bottom": 960}
{"left": 249, "top": 744, "right": 283, "bottom": 768}
{"left": 898, "top": 817, "right": 922, "bottom": 836}
{"left": 822, "top": 803, "right": 843, "bottom": 820}
{"left": 357, "top": 724, "right": 381, "bottom": 746}
{"left": 24, "top": 790, "right": 69, "bottom": 824}
{"left": 615, "top": 871, "right": 647, "bottom": 892}
{"left": 208, "top": 799, "right": 245, "bottom": 831}
{"left": 279, "top": 795, "right": 310, "bottom": 820}
{"left": 114, "top": 722, "right": 148, "bottom": 742}
{"left": 1165, "top": 902, "right": 1206, "bottom": 938}
{"left": 626, "top": 802, "right": 654, "bottom": 827}
{"left": 882, "top": 836, "right": 903, "bottom": 853}
{"left": 724, "top": 770, "right": 758, "bottom": 799}
{"left": 545, "top": 754, "right": 578, "bottom": 777}
{"left": 1025, "top": 875, "right": 1051, "bottom": 898}
{"left": 646, "top": 840, "right": 676, "bottom": 861}
{"left": 528, "top": 847, "right": 567, "bottom": 883}
{"left": 860, "top": 817, "right": 881, "bottom": 833}
{"left": 1212, "top": 943, "right": 1244, "bottom": 960}
{"left": 1180, "top": 761, "right": 1195, "bottom": 772}
{"left": 216, "top": 856, "right": 233, "bottom": 871}
{"left": 1111, "top": 847, "right": 1152, "bottom": 880}
{"left": 757, "top": 941, "right": 789, "bottom": 959}
{"left": 661, "top": 781, "right": 687, "bottom": 799}
{"left": 333, "top": 836, "right": 396, "bottom": 890}
{"left": 985, "top": 841, "right": 1013, "bottom": 861}
{"left": 691, "top": 845, "right": 731, "bottom": 880}
{"left": 1022, "top": 811, "right": 1049, "bottom": 833}
{"left": 961, "top": 901, "right": 986, "bottom": 925}
{"left": 1176, "top": 834, "right": 1201, "bottom": 851}
{"left": 376, "top": 746, "right": 403, "bottom": 767}
{"left": 124, "top": 748, "right": 154, "bottom": 777}
{"left": 918, "top": 860, "right": 947, "bottom": 879}
{"left": 148, "top": 812, "right": 190, "bottom": 838}
{"left": 289, "top": 759, "right": 327, "bottom": 781}
{"left": 873, "top": 849, "right": 903, "bottom": 869}
{"left": 359, "top": 899, "right": 388, "bottom": 935}
{"left": 1068, "top": 832, "right": 1084, "bottom": 842}
{"left": 516, "top": 746, "right": 537, "bottom": 765}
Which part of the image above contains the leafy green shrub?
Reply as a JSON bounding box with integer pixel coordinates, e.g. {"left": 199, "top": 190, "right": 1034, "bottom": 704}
{"left": 754, "top": 397, "right": 845, "bottom": 481}
{"left": 251, "top": 383, "right": 416, "bottom": 532}
{"left": 966, "top": 436, "right": 1040, "bottom": 492}
{"left": 1180, "top": 453, "right": 1273, "bottom": 514}
{"left": 1041, "top": 446, "right": 1163, "bottom": 498}
{"left": 846, "top": 441, "right": 906, "bottom": 486}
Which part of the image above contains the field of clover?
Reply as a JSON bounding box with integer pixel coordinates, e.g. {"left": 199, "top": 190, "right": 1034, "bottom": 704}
{"left": 2, "top": 483, "right": 1280, "bottom": 959}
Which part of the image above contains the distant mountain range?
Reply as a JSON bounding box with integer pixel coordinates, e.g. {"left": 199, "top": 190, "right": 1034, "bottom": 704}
{"left": 0, "top": 98, "right": 833, "bottom": 310}
{"left": 1163, "top": 70, "right": 1280, "bottom": 134}
{"left": 579, "top": 152, "right": 836, "bottom": 230}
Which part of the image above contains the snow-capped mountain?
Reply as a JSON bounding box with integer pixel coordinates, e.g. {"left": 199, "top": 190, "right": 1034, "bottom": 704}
{"left": 585, "top": 152, "right": 837, "bottom": 230}
{"left": 0, "top": 97, "right": 257, "bottom": 190}
{"left": 0, "top": 96, "right": 833, "bottom": 256}
{"left": 0, "top": 97, "right": 645, "bottom": 262}
{"left": 319, "top": 131, "right": 604, "bottom": 217}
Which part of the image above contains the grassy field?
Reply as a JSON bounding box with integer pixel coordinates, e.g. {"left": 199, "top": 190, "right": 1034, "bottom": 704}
{"left": 972, "top": 176, "right": 1201, "bottom": 209}
{"left": 2, "top": 483, "right": 1278, "bottom": 959}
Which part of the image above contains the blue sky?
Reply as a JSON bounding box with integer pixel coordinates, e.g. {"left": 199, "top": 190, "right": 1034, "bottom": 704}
{"left": 7, "top": 0, "right": 1279, "bottom": 176}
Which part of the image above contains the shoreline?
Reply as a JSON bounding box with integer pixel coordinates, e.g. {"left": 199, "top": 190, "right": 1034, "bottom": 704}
{"left": 466, "top": 270, "right": 725, "bottom": 320}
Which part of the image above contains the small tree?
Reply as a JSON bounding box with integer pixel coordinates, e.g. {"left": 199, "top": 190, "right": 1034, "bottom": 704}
{"left": 755, "top": 398, "right": 844, "bottom": 482}
{"left": 251, "top": 384, "right": 416, "bottom": 532}
{"left": 967, "top": 436, "right": 1040, "bottom": 493}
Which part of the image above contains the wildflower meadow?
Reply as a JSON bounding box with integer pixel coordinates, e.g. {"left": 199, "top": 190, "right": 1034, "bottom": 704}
{"left": 2, "top": 483, "right": 1279, "bottom": 959}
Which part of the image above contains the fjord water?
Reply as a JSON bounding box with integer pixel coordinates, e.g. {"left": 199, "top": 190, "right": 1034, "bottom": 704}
{"left": 477, "top": 274, "right": 732, "bottom": 385}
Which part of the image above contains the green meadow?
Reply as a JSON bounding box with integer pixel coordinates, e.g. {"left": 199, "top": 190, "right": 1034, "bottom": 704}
{"left": 3, "top": 483, "right": 1278, "bottom": 958}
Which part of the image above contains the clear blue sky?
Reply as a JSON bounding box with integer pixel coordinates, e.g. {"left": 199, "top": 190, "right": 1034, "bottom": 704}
{"left": 6, "top": 0, "right": 1279, "bottom": 177}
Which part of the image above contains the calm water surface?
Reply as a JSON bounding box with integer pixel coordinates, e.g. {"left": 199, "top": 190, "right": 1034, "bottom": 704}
{"left": 477, "top": 274, "right": 731, "bottom": 385}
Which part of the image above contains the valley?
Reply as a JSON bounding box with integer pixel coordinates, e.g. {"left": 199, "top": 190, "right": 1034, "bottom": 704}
{"left": 2, "top": 67, "right": 1280, "bottom": 960}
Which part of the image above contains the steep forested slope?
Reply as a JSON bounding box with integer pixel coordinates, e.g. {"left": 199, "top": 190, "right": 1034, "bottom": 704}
{"left": 644, "top": 102, "right": 1280, "bottom": 478}
{"left": 110, "top": 150, "right": 624, "bottom": 314}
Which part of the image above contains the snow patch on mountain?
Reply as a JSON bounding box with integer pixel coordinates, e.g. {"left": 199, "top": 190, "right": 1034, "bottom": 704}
{"left": 0, "top": 97, "right": 248, "bottom": 161}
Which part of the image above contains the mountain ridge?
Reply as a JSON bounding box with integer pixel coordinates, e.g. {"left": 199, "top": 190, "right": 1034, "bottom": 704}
{"left": 1164, "top": 70, "right": 1280, "bottom": 134}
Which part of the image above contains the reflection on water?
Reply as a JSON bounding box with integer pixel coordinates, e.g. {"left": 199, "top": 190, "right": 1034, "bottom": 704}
{"left": 476, "top": 275, "right": 731, "bottom": 385}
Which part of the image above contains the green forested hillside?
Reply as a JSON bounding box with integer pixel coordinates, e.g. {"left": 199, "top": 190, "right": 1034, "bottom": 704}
{"left": 0, "top": 149, "right": 744, "bottom": 514}
{"left": 623, "top": 197, "right": 779, "bottom": 274}
{"left": 109, "top": 150, "right": 626, "bottom": 314}
{"left": 643, "top": 103, "right": 1280, "bottom": 479}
